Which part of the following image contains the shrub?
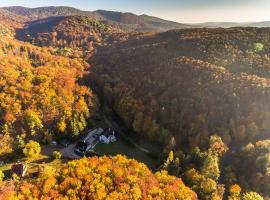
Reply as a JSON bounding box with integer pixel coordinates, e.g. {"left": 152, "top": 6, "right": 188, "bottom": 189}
{"left": 52, "top": 151, "right": 61, "bottom": 160}
{"left": 254, "top": 42, "right": 264, "bottom": 53}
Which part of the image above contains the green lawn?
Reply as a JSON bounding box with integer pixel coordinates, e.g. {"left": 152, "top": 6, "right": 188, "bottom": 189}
{"left": 95, "top": 138, "right": 160, "bottom": 170}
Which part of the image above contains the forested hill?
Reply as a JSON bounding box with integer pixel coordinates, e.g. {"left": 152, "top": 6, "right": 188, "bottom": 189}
{"left": 89, "top": 28, "right": 270, "bottom": 197}
{"left": 90, "top": 27, "right": 270, "bottom": 148}
{"left": 17, "top": 15, "right": 131, "bottom": 58}
{"left": 0, "top": 8, "right": 26, "bottom": 24}
{"left": 91, "top": 10, "right": 194, "bottom": 32}
{"left": 2, "top": 6, "right": 89, "bottom": 20}
{"left": 0, "top": 8, "right": 26, "bottom": 36}
{"left": 2, "top": 6, "right": 194, "bottom": 32}
{"left": 0, "top": 5, "right": 270, "bottom": 199}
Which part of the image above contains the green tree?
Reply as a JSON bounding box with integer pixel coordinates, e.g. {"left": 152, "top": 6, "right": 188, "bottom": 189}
{"left": 52, "top": 151, "right": 62, "bottom": 160}
{"left": 25, "top": 110, "right": 43, "bottom": 136}
{"left": 0, "top": 170, "right": 4, "bottom": 181}
{"left": 23, "top": 140, "right": 41, "bottom": 160}
{"left": 201, "top": 151, "right": 220, "bottom": 182}
{"left": 254, "top": 42, "right": 264, "bottom": 53}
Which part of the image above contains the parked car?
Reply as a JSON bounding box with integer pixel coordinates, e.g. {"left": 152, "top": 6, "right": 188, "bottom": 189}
{"left": 50, "top": 141, "right": 57, "bottom": 146}
{"left": 74, "top": 141, "right": 88, "bottom": 156}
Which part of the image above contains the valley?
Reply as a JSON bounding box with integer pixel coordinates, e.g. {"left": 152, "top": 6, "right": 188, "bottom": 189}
{"left": 0, "top": 5, "right": 269, "bottom": 200}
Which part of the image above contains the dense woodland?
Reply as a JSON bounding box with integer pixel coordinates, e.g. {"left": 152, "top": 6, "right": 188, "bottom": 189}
{"left": 18, "top": 15, "right": 131, "bottom": 58}
{"left": 90, "top": 28, "right": 270, "bottom": 146}
{"left": 0, "top": 36, "right": 97, "bottom": 158}
{"left": 0, "top": 6, "right": 270, "bottom": 199}
{"left": 0, "top": 156, "right": 198, "bottom": 199}
{"left": 90, "top": 28, "right": 270, "bottom": 197}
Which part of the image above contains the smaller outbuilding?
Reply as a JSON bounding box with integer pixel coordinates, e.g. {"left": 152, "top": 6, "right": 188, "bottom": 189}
{"left": 11, "top": 163, "right": 27, "bottom": 177}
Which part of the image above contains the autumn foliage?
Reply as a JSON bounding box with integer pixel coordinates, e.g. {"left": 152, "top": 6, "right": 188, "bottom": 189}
{"left": 0, "top": 37, "right": 96, "bottom": 156}
{"left": 91, "top": 28, "right": 270, "bottom": 149}
{"left": 0, "top": 155, "right": 197, "bottom": 200}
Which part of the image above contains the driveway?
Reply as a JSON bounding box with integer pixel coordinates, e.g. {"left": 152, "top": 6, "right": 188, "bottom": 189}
{"left": 60, "top": 143, "right": 81, "bottom": 160}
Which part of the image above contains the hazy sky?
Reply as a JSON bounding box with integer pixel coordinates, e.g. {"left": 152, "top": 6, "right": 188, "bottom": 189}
{"left": 0, "top": 0, "right": 270, "bottom": 23}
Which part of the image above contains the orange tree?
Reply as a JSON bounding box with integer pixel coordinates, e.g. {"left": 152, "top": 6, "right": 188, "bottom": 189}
{"left": 0, "top": 155, "right": 198, "bottom": 200}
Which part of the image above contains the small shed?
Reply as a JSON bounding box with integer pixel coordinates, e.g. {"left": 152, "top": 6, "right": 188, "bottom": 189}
{"left": 11, "top": 163, "right": 27, "bottom": 177}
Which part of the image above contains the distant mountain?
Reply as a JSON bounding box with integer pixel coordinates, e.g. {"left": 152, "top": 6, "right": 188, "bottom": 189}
{"left": 194, "top": 22, "right": 244, "bottom": 28}
{"left": 248, "top": 21, "right": 270, "bottom": 27}
{"left": 4, "top": 6, "right": 270, "bottom": 32}
{"left": 194, "top": 21, "right": 270, "bottom": 28}
{"left": 0, "top": 8, "right": 26, "bottom": 25}
{"left": 91, "top": 10, "right": 194, "bottom": 32}
{"left": 2, "top": 6, "right": 194, "bottom": 32}
{"left": 3, "top": 6, "right": 89, "bottom": 20}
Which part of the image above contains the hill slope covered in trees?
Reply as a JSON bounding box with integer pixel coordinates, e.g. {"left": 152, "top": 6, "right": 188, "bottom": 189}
{"left": 89, "top": 28, "right": 270, "bottom": 197}
{"left": 0, "top": 36, "right": 97, "bottom": 158}
{"left": 2, "top": 6, "right": 194, "bottom": 32}
{"left": 0, "top": 5, "right": 270, "bottom": 199}
{"left": 90, "top": 27, "right": 270, "bottom": 147}
{"left": 17, "top": 15, "right": 133, "bottom": 58}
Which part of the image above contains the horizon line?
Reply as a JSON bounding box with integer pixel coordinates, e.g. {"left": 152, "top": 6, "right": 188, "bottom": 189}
{"left": 1, "top": 5, "right": 270, "bottom": 24}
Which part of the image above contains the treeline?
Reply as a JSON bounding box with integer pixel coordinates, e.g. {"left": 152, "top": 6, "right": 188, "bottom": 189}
{"left": 0, "top": 37, "right": 97, "bottom": 157}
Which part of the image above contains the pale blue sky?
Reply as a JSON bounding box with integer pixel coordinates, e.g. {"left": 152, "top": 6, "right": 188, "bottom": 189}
{"left": 0, "top": 0, "right": 269, "bottom": 23}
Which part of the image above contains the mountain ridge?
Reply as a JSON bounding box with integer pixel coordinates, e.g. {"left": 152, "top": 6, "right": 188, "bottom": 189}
{"left": 2, "top": 6, "right": 194, "bottom": 32}
{"left": 3, "top": 6, "right": 270, "bottom": 30}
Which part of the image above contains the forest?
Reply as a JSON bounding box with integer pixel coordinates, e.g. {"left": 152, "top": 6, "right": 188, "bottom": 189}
{"left": 89, "top": 27, "right": 270, "bottom": 198}
{"left": 0, "top": 36, "right": 97, "bottom": 158}
{"left": 0, "top": 5, "right": 269, "bottom": 200}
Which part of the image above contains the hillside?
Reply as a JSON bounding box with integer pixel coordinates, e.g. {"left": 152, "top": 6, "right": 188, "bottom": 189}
{"left": 92, "top": 10, "right": 194, "bottom": 32}
{"left": 88, "top": 28, "right": 270, "bottom": 197}
{"left": 17, "top": 15, "right": 132, "bottom": 58}
{"left": 3, "top": 6, "right": 89, "bottom": 20}
{"left": 0, "top": 36, "right": 97, "bottom": 157}
{"left": 1, "top": 5, "right": 270, "bottom": 199}
{"left": 0, "top": 8, "right": 26, "bottom": 36}
{"left": 3, "top": 6, "right": 194, "bottom": 32}
{"left": 163, "top": 28, "right": 270, "bottom": 78}
{"left": 0, "top": 8, "right": 26, "bottom": 24}
{"left": 90, "top": 27, "right": 270, "bottom": 148}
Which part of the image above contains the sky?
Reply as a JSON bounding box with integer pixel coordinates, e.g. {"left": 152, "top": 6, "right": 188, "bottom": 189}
{"left": 0, "top": 0, "right": 270, "bottom": 23}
